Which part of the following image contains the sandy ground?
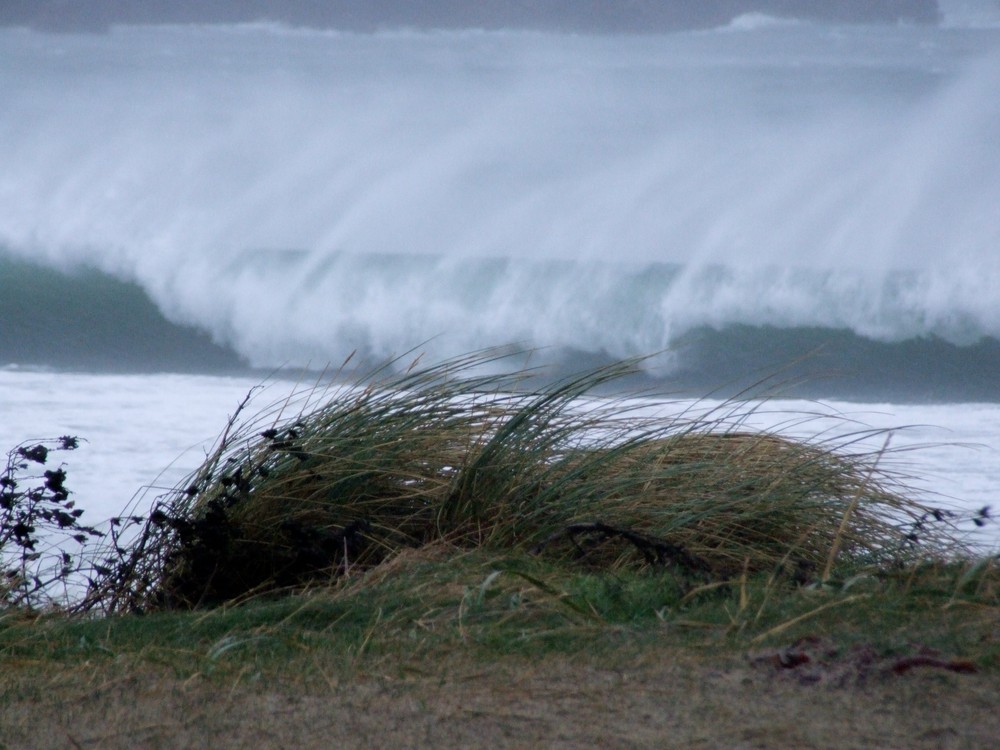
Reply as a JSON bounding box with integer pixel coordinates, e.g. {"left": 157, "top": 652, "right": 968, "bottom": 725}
{"left": 2, "top": 646, "right": 997, "bottom": 750}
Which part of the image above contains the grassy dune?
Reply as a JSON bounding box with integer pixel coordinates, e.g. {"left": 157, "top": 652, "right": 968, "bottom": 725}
{"left": 83, "top": 349, "right": 957, "bottom": 612}
{"left": 2, "top": 349, "right": 997, "bottom": 748}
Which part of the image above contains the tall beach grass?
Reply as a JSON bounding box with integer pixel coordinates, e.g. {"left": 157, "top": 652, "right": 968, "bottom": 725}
{"left": 85, "top": 349, "right": 961, "bottom": 613}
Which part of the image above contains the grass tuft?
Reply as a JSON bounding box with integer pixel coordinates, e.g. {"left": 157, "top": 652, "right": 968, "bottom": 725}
{"left": 83, "top": 348, "right": 960, "bottom": 614}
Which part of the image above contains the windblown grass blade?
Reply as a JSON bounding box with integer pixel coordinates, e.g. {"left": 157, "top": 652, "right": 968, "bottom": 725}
{"left": 85, "top": 348, "right": 960, "bottom": 613}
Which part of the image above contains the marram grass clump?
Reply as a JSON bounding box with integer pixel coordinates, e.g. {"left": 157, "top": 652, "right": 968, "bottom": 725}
{"left": 85, "top": 350, "right": 958, "bottom": 613}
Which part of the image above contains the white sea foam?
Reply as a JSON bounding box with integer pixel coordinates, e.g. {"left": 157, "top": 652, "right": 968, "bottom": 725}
{"left": 1, "top": 24, "right": 999, "bottom": 368}
{"left": 0, "top": 370, "right": 262, "bottom": 522}
{"left": 723, "top": 13, "right": 803, "bottom": 32}
{"left": 940, "top": 0, "right": 1000, "bottom": 28}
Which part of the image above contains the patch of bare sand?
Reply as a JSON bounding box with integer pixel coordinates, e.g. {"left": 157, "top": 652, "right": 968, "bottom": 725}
{"left": 3, "top": 648, "right": 997, "bottom": 749}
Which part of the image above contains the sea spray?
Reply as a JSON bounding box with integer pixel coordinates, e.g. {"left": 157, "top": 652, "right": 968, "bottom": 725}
{"left": 1, "top": 22, "right": 998, "bottom": 383}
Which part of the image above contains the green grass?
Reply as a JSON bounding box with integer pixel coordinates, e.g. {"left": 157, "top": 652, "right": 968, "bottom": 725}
{"left": 3, "top": 550, "right": 997, "bottom": 688}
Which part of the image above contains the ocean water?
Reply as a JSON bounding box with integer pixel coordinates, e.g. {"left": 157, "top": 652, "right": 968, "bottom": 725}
{"left": 1, "top": 4, "right": 999, "bottom": 549}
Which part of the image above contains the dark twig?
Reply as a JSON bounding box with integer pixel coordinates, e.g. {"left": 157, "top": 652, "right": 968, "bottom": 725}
{"left": 530, "top": 521, "right": 711, "bottom": 575}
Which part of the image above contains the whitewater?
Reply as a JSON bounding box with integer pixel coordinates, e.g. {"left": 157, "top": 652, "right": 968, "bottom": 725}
{"left": 1, "top": 9, "right": 999, "bottom": 548}
{"left": 2, "top": 19, "right": 1000, "bottom": 379}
